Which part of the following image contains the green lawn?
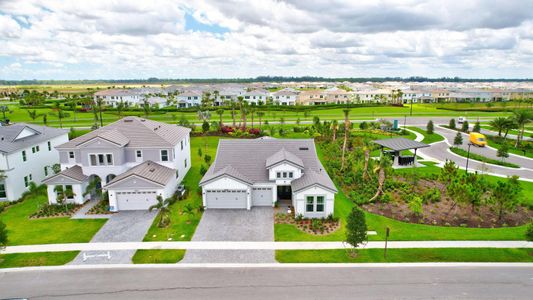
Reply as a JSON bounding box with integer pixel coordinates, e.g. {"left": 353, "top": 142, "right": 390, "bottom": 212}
{"left": 0, "top": 251, "right": 79, "bottom": 268}
{"left": 276, "top": 248, "right": 533, "bottom": 263}
{"left": 449, "top": 146, "right": 519, "bottom": 168}
{"left": 485, "top": 136, "right": 533, "bottom": 159}
{"left": 132, "top": 250, "right": 185, "bottom": 264}
{"left": 0, "top": 193, "right": 106, "bottom": 246}
{"left": 406, "top": 126, "right": 445, "bottom": 144}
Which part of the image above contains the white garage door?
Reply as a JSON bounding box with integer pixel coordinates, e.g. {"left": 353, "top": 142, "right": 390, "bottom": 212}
{"left": 205, "top": 189, "right": 247, "bottom": 209}
{"left": 252, "top": 187, "right": 273, "bottom": 206}
{"left": 116, "top": 190, "right": 158, "bottom": 211}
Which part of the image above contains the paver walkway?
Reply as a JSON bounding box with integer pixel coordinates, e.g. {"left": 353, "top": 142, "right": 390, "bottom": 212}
{"left": 70, "top": 200, "right": 112, "bottom": 220}
{"left": 181, "top": 207, "right": 276, "bottom": 263}
{"left": 3, "top": 241, "right": 531, "bottom": 254}
{"left": 69, "top": 210, "right": 157, "bottom": 265}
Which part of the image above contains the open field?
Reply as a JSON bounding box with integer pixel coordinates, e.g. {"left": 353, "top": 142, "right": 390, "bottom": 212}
{"left": 0, "top": 251, "right": 79, "bottom": 268}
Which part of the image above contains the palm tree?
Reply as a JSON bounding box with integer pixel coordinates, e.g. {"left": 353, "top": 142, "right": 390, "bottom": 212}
{"left": 489, "top": 117, "right": 508, "bottom": 136}
{"left": 331, "top": 119, "right": 338, "bottom": 141}
{"left": 96, "top": 98, "right": 105, "bottom": 126}
{"left": 512, "top": 110, "right": 531, "bottom": 147}
{"left": 182, "top": 203, "right": 195, "bottom": 224}
{"left": 27, "top": 109, "right": 42, "bottom": 122}
{"left": 237, "top": 96, "right": 245, "bottom": 128}
{"left": 116, "top": 100, "right": 125, "bottom": 117}
{"left": 341, "top": 108, "right": 350, "bottom": 170}
{"left": 502, "top": 117, "right": 517, "bottom": 139}
{"left": 149, "top": 195, "right": 172, "bottom": 228}
{"left": 249, "top": 107, "right": 256, "bottom": 128}
{"left": 216, "top": 109, "right": 224, "bottom": 127}
{"left": 48, "top": 103, "right": 70, "bottom": 128}
{"left": 142, "top": 99, "right": 150, "bottom": 117}
{"left": 0, "top": 105, "right": 10, "bottom": 122}
{"left": 230, "top": 102, "right": 237, "bottom": 127}
{"left": 83, "top": 176, "right": 102, "bottom": 199}
{"left": 257, "top": 111, "right": 265, "bottom": 130}
{"left": 369, "top": 155, "right": 392, "bottom": 202}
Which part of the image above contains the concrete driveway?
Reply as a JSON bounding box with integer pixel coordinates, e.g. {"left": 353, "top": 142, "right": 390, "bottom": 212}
{"left": 181, "top": 207, "right": 275, "bottom": 263}
{"left": 70, "top": 210, "right": 157, "bottom": 265}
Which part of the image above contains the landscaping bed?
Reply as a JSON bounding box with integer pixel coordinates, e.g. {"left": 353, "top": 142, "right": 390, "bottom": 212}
{"left": 275, "top": 211, "right": 340, "bottom": 235}
{"left": 449, "top": 146, "right": 520, "bottom": 168}
{"left": 30, "top": 203, "right": 82, "bottom": 219}
{"left": 87, "top": 200, "right": 114, "bottom": 215}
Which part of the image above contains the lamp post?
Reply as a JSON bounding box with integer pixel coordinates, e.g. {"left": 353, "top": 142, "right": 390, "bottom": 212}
{"left": 465, "top": 143, "right": 472, "bottom": 174}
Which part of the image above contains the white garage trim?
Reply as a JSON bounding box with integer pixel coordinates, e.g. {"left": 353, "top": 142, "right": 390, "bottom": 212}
{"left": 115, "top": 190, "right": 159, "bottom": 211}
{"left": 205, "top": 189, "right": 247, "bottom": 209}
{"left": 252, "top": 186, "right": 274, "bottom": 206}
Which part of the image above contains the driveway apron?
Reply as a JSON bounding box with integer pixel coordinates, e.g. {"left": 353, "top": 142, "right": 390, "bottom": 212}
{"left": 181, "top": 207, "right": 275, "bottom": 263}
{"left": 70, "top": 210, "right": 157, "bottom": 265}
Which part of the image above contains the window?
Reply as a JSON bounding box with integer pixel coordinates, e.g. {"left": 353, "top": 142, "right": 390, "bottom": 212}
{"left": 36, "top": 145, "right": 40, "bottom": 152}
{"left": 136, "top": 150, "right": 142, "bottom": 158}
{"left": 0, "top": 184, "right": 5, "bottom": 198}
{"left": 316, "top": 196, "right": 325, "bottom": 212}
{"left": 282, "top": 172, "right": 287, "bottom": 178}
{"left": 98, "top": 154, "right": 105, "bottom": 164}
{"left": 175, "top": 170, "right": 179, "bottom": 178}
{"left": 90, "top": 155, "right": 97, "bottom": 166}
{"left": 180, "top": 140, "right": 184, "bottom": 150}
{"left": 24, "top": 176, "right": 29, "bottom": 187}
{"left": 65, "top": 185, "right": 74, "bottom": 199}
{"left": 48, "top": 141, "right": 51, "bottom": 151}
{"left": 29, "top": 174, "right": 32, "bottom": 180}
{"left": 22, "top": 150, "right": 27, "bottom": 162}
{"left": 32, "top": 147, "right": 36, "bottom": 153}
{"left": 161, "top": 150, "right": 169, "bottom": 161}
{"left": 89, "top": 154, "right": 113, "bottom": 166}
{"left": 288, "top": 172, "right": 293, "bottom": 178}
{"left": 306, "top": 196, "right": 314, "bottom": 212}
{"left": 276, "top": 172, "right": 281, "bottom": 179}
{"left": 184, "top": 158, "right": 188, "bottom": 168}
{"left": 69, "top": 151, "right": 75, "bottom": 159}
{"left": 44, "top": 166, "right": 48, "bottom": 177}
{"left": 106, "top": 154, "right": 113, "bottom": 165}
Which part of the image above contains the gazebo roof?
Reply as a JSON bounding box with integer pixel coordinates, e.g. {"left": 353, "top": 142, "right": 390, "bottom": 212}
{"left": 373, "top": 138, "right": 429, "bottom": 151}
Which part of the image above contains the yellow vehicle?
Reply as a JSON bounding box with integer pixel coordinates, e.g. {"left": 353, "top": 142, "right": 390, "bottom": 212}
{"left": 469, "top": 132, "right": 487, "bottom": 147}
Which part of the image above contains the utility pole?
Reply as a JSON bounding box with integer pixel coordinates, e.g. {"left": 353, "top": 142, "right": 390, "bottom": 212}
{"left": 465, "top": 143, "right": 472, "bottom": 174}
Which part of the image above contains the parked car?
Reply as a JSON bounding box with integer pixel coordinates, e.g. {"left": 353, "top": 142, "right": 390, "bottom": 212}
{"left": 469, "top": 132, "right": 487, "bottom": 147}
{"left": 458, "top": 116, "right": 466, "bottom": 124}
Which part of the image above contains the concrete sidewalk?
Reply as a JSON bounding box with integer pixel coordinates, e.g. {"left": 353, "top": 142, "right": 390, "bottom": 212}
{"left": 2, "top": 240, "right": 532, "bottom": 254}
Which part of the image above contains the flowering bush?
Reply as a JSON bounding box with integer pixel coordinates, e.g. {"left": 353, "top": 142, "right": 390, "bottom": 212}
{"left": 248, "top": 128, "right": 261, "bottom": 135}
{"left": 221, "top": 126, "right": 235, "bottom": 134}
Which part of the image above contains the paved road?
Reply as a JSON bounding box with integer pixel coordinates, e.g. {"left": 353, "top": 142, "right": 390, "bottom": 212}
{"left": 70, "top": 210, "right": 157, "bottom": 265}
{"left": 1, "top": 266, "right": 532, "bottom": 299}
{"left": 181, "top": 208, "right": 275, "bottom": 263}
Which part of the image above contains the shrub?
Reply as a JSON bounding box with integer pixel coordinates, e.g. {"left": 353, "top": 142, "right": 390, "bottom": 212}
{"left": 311, "top": 219, "right": 324, "bottom": 232}
{"left": 295, "top": 214, "right": 304, "bottom": 222}
{"left": 426, "top": 120, "right": 434, "bottom": 134}
{"left": 199, "top": 165, "right": 207, "bottom": 176}
{"left": 221, "top": 126, "right": 235, "bottom": 134}
{"left": 248, "top": 128, "right": 261, "bottom": 135}
{"left": 408, "top": 195, "right": 423, "bottom": 217}
{"left": 359, "top": 121, "right": 369, "bottom": 130}
{"left": 204, "top": 154, "right": 212, "bottom": 165}
{"left": 0, "top": 220, "right": 7, "bottom": 248}
{"left": 526, "top": 221, "right": 533, "bottom": 241}
{"left": 422, "top": 188, "right": 441, "bottom": 203}
{"left": 380, "top": 192, "right": 393, "bottom": 203}
{"left": 449, "top": 118, "right": 456, "bottom": 129}
{"left": 461, "top": 120, "right": 469, "bottom": 132}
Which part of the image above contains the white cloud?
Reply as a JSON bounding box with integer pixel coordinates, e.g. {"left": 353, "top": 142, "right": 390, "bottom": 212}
{"left": 0, "top": 0, "right": 531, "bottom": 79}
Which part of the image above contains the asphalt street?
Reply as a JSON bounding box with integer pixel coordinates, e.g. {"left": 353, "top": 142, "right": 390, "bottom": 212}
{"left": 0, "top": 265, "right": 532, "bottom": 299}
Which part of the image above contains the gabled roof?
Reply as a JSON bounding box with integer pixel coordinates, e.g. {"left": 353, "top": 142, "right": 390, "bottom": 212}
{"left": 42, "top": 165, "right": 88, "bottom": 183}
{"left": 373, "top": 138, "right": 429, "bottom": 151}
{"left": 291, "top": 169, "right": 337, "bottom": 193}
{"left": 57, "top": 117, "right": 190, "bottom": 149}
{"left": 0, "top": 123, "right": 68, "bottom": 154}
{"left": 199, "top": 165, "right": 253, "bottom": 186}
{"left": 265, "top": 148, "right": 304, "bottom": 169}
{"left": 105, "top": 160, "right": 175, "bottom": 188}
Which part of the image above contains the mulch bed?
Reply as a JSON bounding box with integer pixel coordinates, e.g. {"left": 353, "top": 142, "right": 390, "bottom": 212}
{"left": 275, "top": 209, "right": 340, "bottom": 235}
{"left": 86, "top": 200, "right": 114, "bottom": 215}
{"left": 30, "top": 204, "right": 82, "bottom": 219}
{"left": 363, "top": 178, "right": 532, "bottom": 228}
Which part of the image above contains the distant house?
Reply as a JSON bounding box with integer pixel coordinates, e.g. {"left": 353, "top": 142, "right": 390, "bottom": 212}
{"left": 176, "top": 90, "right": 202, "bottom": 108}
{"left": 93, "top": 89, "right": 144, "bottom": 107}
{"left": 43, "top": 117, "right": 191, "bottom": 211}
{"left": 199, "top": 139, "right": 337, "bottom": 218}
{"left": 0, "top": 124, "right": 68, "bottom": 201}
{"left": 271, "top": 88, "right": 298, "bottom": 105}
{"left": 242, "top": 89, "right": 270, "bottom": 105}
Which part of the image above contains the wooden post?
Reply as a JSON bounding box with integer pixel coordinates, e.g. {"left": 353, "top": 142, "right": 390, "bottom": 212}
{"left": 384, "top": 227, "right": 390, "bottom": 259}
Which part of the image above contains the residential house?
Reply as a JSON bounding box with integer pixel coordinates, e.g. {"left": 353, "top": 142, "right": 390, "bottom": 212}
{"left": 0, "top": 124, "right": 68, "bottom": 201}
{"left": 297, "top": 90, "right": 327, "bottom": 105}
{"left": 199, "top": 139, "right": 337, "bottom": 218}
{"left": 93, "top": 89, "right": 144, "bottom": 107}
{"left": 271, "top": 88, "right": 299, "bottom": 105}
{"left": 176, "top": 90, "right": 202, "bottom": 108}
{"left": 242, "top": 89, "right": 270, "bottom": 105}
{"left": 43, "top": 117, "right": 191, "bottom": 211}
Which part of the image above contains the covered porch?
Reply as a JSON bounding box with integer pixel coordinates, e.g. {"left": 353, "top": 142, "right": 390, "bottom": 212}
{"left": 42, "top": 165, "right": 90, "bottom": 205}
{"left": 373, "top": 137, "right": 429, "bottom": 168}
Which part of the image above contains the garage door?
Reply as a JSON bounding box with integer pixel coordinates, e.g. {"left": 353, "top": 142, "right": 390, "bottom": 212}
{"left": 205, "top": 189, "right": 247, "bottom": 209}
{"left": 116, "top": 190, "right": 158, "bottom": 211}
{"left": 252, "top": 187, "right": 273, "bottom": 206}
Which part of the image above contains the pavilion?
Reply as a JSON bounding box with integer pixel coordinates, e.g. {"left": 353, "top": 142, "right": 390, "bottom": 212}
{"left": 372, "top": 137, "right": 429, "bottom": 167}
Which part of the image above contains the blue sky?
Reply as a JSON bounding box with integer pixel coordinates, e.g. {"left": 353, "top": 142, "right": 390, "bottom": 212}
{"left": 0, "top": 0, "right": 532, "bottom": 80}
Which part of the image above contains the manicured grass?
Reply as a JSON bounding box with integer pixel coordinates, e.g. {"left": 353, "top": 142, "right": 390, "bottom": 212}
{"left": 406, "top": 126, "right": 445, "bottom": 144}
{"left": 0, "top": 251, "right": 79, "bottom": 268}
{"left": 449, "top": 146, "right": 520, "bottom": 168}
{"left": 0, "top": 193, "right": 107, "bottom": 246}
{"left": 142, "top": 136, "right": 221, "bottom": 242}
{"left": 275, "top": 248, "right": 533, "bottom": 263}
{"left": 132, "top": 250, "right": 185, "bottom": 264}
{"left": 485, "top": 136, "right": 533, "bottom": 159}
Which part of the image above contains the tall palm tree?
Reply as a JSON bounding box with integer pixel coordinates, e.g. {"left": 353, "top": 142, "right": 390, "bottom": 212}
{"left": 149, "top": 195, "right": 172, "bottom": 228}
{"left": 230, "top": 102, "right": 237, "bottom": 127}
{"left": 257, "top": 111, "right": 265, "bottom": 130}
{"left": 512, "top": 110, "right": 531, "bottom": 147}
{"left": 488, "top": 117, "right": 508, "bottom": 137}
{"left": 502, "top": 117, "right": 517, "bottom": 139}
{"left": 96, "top": 98, "right": 105, "bottom": 126}
{"left": 116, "top": 100, "right": 125, "bottom": 117}
{"left": 249, "top": 107, "right": 256, "bottom": 128}
{"left": 341, "top": 108, "right": 350, "bottom": 170}
{"left": 237, "top": 96, "right": 245, "bottom": 128}
{"left": 331, "top": 119, "right": 338, "bottom": 141}
{"left": 369, "top": 155, "right": 392, "bottom": 202}
{"left": 216, "top": 109, "right": 224, "bottom": 127}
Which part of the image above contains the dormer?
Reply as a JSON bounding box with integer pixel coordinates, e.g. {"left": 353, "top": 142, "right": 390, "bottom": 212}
{"left": 13, "top": 126, "right": 41, "bottom": 141}
{"left": 265, "top": 148, "right": 304, "bottom": 182}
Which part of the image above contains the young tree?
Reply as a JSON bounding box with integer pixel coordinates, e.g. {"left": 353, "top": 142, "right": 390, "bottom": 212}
{"left": 216, "top": 109, "right": 224, "bottom": 128}
{"left": 439, "top": 160, "right": 458, "bottom": 184}
{"left": 461, "top": 120, "right": 469, "bottom": 132}
{"left": 49, "top": 104, "right": 70, "bottom": 128}
{"left": 497, "top": 143, "right": 509, "bottom": 162}
{"left": 27, "top": 109, "right": 42, "bottom": 122}
{"left": 345, "top": 207, "right": 367, "bottom": 257}
{"left": 453, "top": 131, "right": 463, "bottom": 147}
{"left": 369, "top": 155, "right": 392, "bottom": 202}
{"left": 257, "top": 111, "right": 265, "bottom": 130}
{"left": 182, "top": 203, "right": 195, "bottom": 224}
{"left": 331, "top": 120, "right": 338, "bottom": 141}
{"left": 526, "top": 221, "right": 533, "bottom": 242}
{"left": 488, "top": 117, "right": 507, "bottom": 136}
{"left": 0, "top": 220, "right": 7, "bottom": 249}
{"left": 148, "top": 195, "right": 172, "bottom": 228}
{"left": 202, "top": 120, "right": 210, "bottom": 133}
{"left": 341, "top": 108, "right": 350, "bottom": 170}
{"left": 426, "top": 120, "right": 434, "bottom": 134}
{"left": 472, "top": 121, "right": 481, "bottom": 133}
{"left": 490, "top": 176, "right": 521, "bottom": 221}
{"left": 448, "top": 118, "right": 456, "bottom": 130}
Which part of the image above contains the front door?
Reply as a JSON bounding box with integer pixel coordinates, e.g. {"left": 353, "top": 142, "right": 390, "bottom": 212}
{"left": 277, "top": 185, "right": 292, "bottom": 200}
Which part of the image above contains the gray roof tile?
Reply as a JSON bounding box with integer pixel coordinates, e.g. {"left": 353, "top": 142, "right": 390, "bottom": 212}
{"left": 43, "top": 165, "right": 88, "bottom": 183}
{"left": 0, "top": 123, "right": 68, "bottom": 153}
{"left": 105, "top": 160, "right": 175, "bottom": 187}
{"left": 265, "top": 148, "right": 304, "bottom": 169}
{"left": 373, "top": 137, "right": 429, "bottom": 151}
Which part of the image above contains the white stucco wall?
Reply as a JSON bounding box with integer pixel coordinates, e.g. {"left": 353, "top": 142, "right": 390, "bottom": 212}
{"left": 47, "top": 182, "right": 87, "bottom": 205}
{"left": 268, "top": 163, "right": 303, "bottom": 185}
{"left": 293, "top": 185, "right": 335, "bottom": 218}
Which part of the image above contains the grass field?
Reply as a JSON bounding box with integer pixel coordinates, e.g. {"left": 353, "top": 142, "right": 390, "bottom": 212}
{"left": 0, "top": 251, "right": 79, "bottom": 268}
{"left": 449, "top": 146, "right": 520, "bottom": 168}
{"left": 406, "top": 126, "right": 445, "bottom": 144}
{"left": 0, "top": 193, "right": 107, "bottom": 246}
{"left": 275, "top": 248, "right": 533, "bottom": 263}
{"left": 132, "top": 250, "right": 185, "bottom": 264}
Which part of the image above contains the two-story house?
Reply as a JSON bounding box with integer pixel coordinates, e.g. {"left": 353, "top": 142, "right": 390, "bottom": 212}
{"left": 43, "top": 117, "right": 191, "bottom": 211}
{"left": 0, "top": 124, "right": 68, "bottom": 201}
{"left": 271, "top": 88, "right": 298, "bottom": 105}
{"left": 199, "top": 139, "right": 337, "bottom": 218}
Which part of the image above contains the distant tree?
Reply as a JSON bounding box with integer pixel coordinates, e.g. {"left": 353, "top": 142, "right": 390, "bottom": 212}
{"left": 490, "top": 176, "right": 521, "bottom": 221}
{"left": 512, "top": 110, "right": 531, "bottom": 147}
{"left": 341, "top": 108, "right": 350, "bottom": 170}
{"left": 488, "top": 117, "right": 507, "bottom": 136}
{"left": 230, "top": 102, "right": 237, "bottom": 127}
{"left": 453, "top": 131, "right": 463, "bottom": 147}
{"left": 27, "top": 109, "right": 42, "bottom": 122}
{"left": 197, "top": 148, "right": 203, "bottom": 157}
{"left": 0, "top": 105, "right": 10, "bottom": 122}
{"left": 216, "top": 109, "right": 224, "bottom": 128}
{"left": 0, "top": 220, "right": 7, "bottom": 249}
{"left": 116, "top": 100, "right": 125, "bottom": 117}
{"left": 202, "top": 120, "right": 210, "bottom": 133}
{"left": 42, "top": 114, "right": 48, "bottom": 125}
{"left": 426, "top": 120, "right": 434, "bottom": 134}
{"left": 204, "top": 154, "right": 212, "bottom": 165}
{"left": 448, "top": 118, "right": 456, "bottom": 130}
{"left": 497, "top": 143, "right": 509, "bottom": 162}
{"left": 142, "top": 99, "right": 150, "bottom": 117}
{"left": 345, "top": 207, "right": 367, "bottom": 257}
{"left": 257, "top": 111, "right": 265, "bottom": 130}
{"left": 472, "top": 121, "right": 481, "bottom": 133}
{"left": 49, "top": 103, "right": 70, "bottom": 128}
{"left": 461, "top": 120, "right": 469, "bottom": 132}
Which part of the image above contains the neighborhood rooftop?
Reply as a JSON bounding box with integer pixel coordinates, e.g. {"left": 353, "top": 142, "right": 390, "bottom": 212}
{"left": 373, "top": 137, "right": 430, "bottom": 151}
{"left": 0, "top": 123, "right": 68, "bottom": 153}
{"left": 200, "top": 139, "right": 337, "bottom": 192}
{"left": 56, "top": 116, "right": 191, "bottom": 149}
{"left": 106, "top": 160, "right": 175, "bottom": 187}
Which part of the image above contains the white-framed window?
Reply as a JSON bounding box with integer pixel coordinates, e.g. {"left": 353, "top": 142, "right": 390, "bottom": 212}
{"left": 161, "top": 150, "right": 169, "bottom": 162}
{"left": 276, "top": 172, "right": 281, "bottom": 178}
{"left": 282, "top": 172, "right": 287, "bottom": 178}
{"left": 48, "top": 141, "right": 52, "bottom": 151}
{"left": 89, "top": 153, "right": 113, "bottom": 166}
{"left": 305, "top": 196, "right": 325, "bottom": 212}
{"left": 44, "top": 166, "right": 48, "bottom": 176}
{"left": 0, "top": 183, "right": 5, "bottom": 198}
{"left": 136, "top": 150, "right": 142, "bottom": 158}
{"left": 24, "top": 175, "right": 29, "bottom": 187}
{"left": 184, "top": 158, "right": 188, "bottom": 168}
{"left": 22, "top": 150, "right": 27, "bottom": 162}
{"left": 65, "top": 185, "right": 74, "bottom": 199}
{"left": 288, "top": 172, "right": 293, "bottom": 178}
{"left": 180, "top": 140, "right": 184, "bottom": 150}
{"left": 69, "top": 151, "right": 75, "bottom": 159}
{"left": 306, "top": 196, "right": 314, "bottom": 212}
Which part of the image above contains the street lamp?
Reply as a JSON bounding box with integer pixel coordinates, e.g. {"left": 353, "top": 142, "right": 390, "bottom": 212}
{"left": 465, "top": 143, "right": 473, "bottom": 174}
